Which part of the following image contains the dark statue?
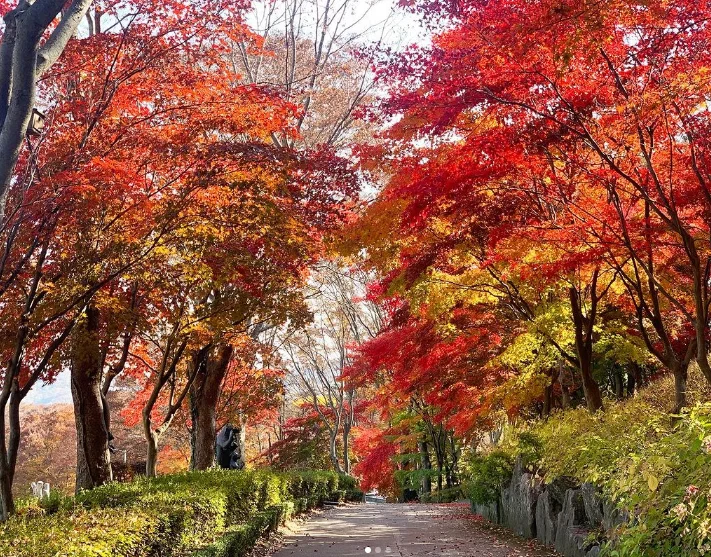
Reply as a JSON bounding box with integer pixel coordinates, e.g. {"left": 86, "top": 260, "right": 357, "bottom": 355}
{"left": 216, "top": 423, "right": 244, "bottom": 470}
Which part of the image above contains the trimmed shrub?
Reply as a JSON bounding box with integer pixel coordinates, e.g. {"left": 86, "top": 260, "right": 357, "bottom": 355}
{"left": 0, "top": 469, "right": 356, "bottom": 557}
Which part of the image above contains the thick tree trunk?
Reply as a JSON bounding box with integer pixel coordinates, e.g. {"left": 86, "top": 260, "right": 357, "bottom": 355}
{"left": 672, "top": 362, "right": 688, "bottom": 414}
{"left": 580, "top": 354, "right": 604, "bottom": 412}
{"left": 71, "top": 306, "right": 112, "bottom": 492}
{"left": 189, "top": 344, "right": 232, "bottom": 471}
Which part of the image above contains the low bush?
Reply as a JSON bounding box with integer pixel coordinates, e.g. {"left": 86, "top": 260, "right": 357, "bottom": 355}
{"left": 419, "top": 486, "right": 463, "bottom": 503}
{"left": 461, "top": 370, "right": 711, "bottom": 556}
{"left": 461, "top": 450, "right": 514, "bottom": 505}
{"left": 0, "top": 468, "right": 354, "bottom": 557}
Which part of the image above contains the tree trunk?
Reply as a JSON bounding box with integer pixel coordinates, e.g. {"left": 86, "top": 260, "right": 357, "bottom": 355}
{"left": 0, "top": 1, "right": 93, "bottom": 219}
{"left": 558, "top": 360, "right": 572, "bottom": 409}
{"left": 543, "top": 378, "right": 553, "bottom": 417}
{"left": 234, "top": 420, "right": 247, "bottom": 469}
{"left": 189, "top": 344, "right": 232, "bottom": 471}
{"left": 580, "top": 353, "right": 604, "bottom": 412}
{"left": 71, "top": 306, "right": 112, "bottom": 492}
{"left": 569, "top": 286, "right": 604, "bottom": 413}
{"left": 613, "top": 368, "right": 624, "bottom": 400}
{"left": 449, "top": 433, "right": 458, "bottom": 485}
{"left": 329, "top": 430, "right": 343, "bottom": 474}
{"left": 626, "top": 365, "right": 637, "bottom": 397}
{"left": 0, "top": 467, "right": 12, "bottom": 521}
{"left": 672, "top": 362, "right": 688, "bottom": 414}
{"left": 419, "top": 440, "right": 432, "bottom": 494}
{"left": 146, "top": 431, "right": 158, "bottom": 477}
{"left": 342, "top": 424, "right": 351, "bottom": 475}
{"left": 0, "top": 387, "right": 19, "bottom": 520}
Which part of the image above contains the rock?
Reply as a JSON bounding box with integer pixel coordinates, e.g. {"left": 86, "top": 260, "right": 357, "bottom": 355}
{"left": 581, "top": 483, "right": 604, "bottom": 527}
{"left": 547, "top": 476, "right": 579, "bottom": 507}
{"left": 586, "top": 546, "right": 601, "bottom": 557}
{"left": 500, "top": 458, "right": 543, "bottom": 538}
{"left": 535, "top": 489, "right": 558, "bottom": 547}
{"left": 472, "top": 499, "right": 501, "bottom": 523}
{"left": 602, "top": 499, "right": 628, "bottom": 531}
{"left": 555, "top": 489, "right": 591, "bottom": 557}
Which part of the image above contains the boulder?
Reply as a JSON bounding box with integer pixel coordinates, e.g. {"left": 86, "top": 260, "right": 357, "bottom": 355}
{"left": 500, "top": 458, "right": 543, "bottom": 538}
{"left": 535, "top": 489, "right": 558, "bottom": 547}
{"left": 555, "top": 489, "right": 591, "bottom": 557}
{"left": 581, "top": 483, "right": 604, "bottom": 527}
{"left": 547, "top": 476, "right": 579, "bottom": 507}
{"left": 602, "top": 499, "right": 628, "bottom": 531}
{"left": 472, "top": 499, "right": 501, "bottom": 523}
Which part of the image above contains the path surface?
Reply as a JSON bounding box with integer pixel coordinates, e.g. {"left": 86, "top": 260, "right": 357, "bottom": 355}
{"left": 269, "top": 503, "right": 558, "bottom": 557}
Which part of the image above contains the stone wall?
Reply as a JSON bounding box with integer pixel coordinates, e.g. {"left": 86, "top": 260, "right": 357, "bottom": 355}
{"left": 471, "top": 459, "right": 627, "bottom": 557}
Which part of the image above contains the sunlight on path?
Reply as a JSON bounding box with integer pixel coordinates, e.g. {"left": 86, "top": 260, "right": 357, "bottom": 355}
{"left": 269, "top": 503, "right": 558, "bottom": 557}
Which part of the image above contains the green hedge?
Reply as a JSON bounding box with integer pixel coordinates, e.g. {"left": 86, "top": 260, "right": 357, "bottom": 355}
{"left": 0, "top": 469, "right": 355, "bottom": 557}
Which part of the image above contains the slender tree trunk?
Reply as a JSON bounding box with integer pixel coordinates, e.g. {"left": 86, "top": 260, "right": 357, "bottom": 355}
{"left": 0, "top": 461, "right": 13, "bottom": 520}
{"left": 570, "top": 286, "right": 604, "bottom": 413}
{"left": 543, "top": 377, "right": 553, "bottom": 417}
{"left": 613, "top": 368, "right": 624, "bottom": 400}
{"left": 234, "top": 420, "right": 247, "bottom": 469}
{"left": 0, "top": 384, "right": 19, "bottom": 519}
{"left": 71, "top": 306, "right": 112, "bottom": 492}
{"left": 329, "top": 430, "right": 343, "bottom": 474}
{"left": 145, "top": 431, "right": 159, "bottom": 477}
{"left": 189, "top": 344, "right": 232, "bottom": 471}
{"left": 449, "top": 433, "right": 459, "bottom": 485}
{"left": 419, "top": 440, "right": 432, "bottom": 494}
{"left": 342, "top": 424, "right": 351, "bottom": 475}
{"left": 626, "top": 365, "right": 637, "bottom": 397}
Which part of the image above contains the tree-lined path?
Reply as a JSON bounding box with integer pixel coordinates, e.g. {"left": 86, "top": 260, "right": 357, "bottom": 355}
{"left": 270, "top": 504, "right": 557, "bottom": 557}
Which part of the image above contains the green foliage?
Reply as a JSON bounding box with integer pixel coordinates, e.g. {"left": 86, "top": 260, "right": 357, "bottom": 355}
{"left": 393, "top": 466, "right": 437, "bottom": 491}
{"left": 419, "top": 486, "right": 463, "bottom": 503}
{"left": 461, "top": 450, "right": 514, "bottom": 505}
{"left": 600, "top": 404, "right": 711, "bottom": 557}
{"left": 483, "top": 373, "right": 711, "bottom": 556}
{"left": 346, "top": 489, "right": 365, "bottom": 502}
{"left": 0, "top": 469, "right": 352, "bottom": 557}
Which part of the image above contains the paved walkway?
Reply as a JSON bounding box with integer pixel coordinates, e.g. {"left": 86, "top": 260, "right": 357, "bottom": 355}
{"left": 269, "top": 503, "right": 558, "bottom": 556}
